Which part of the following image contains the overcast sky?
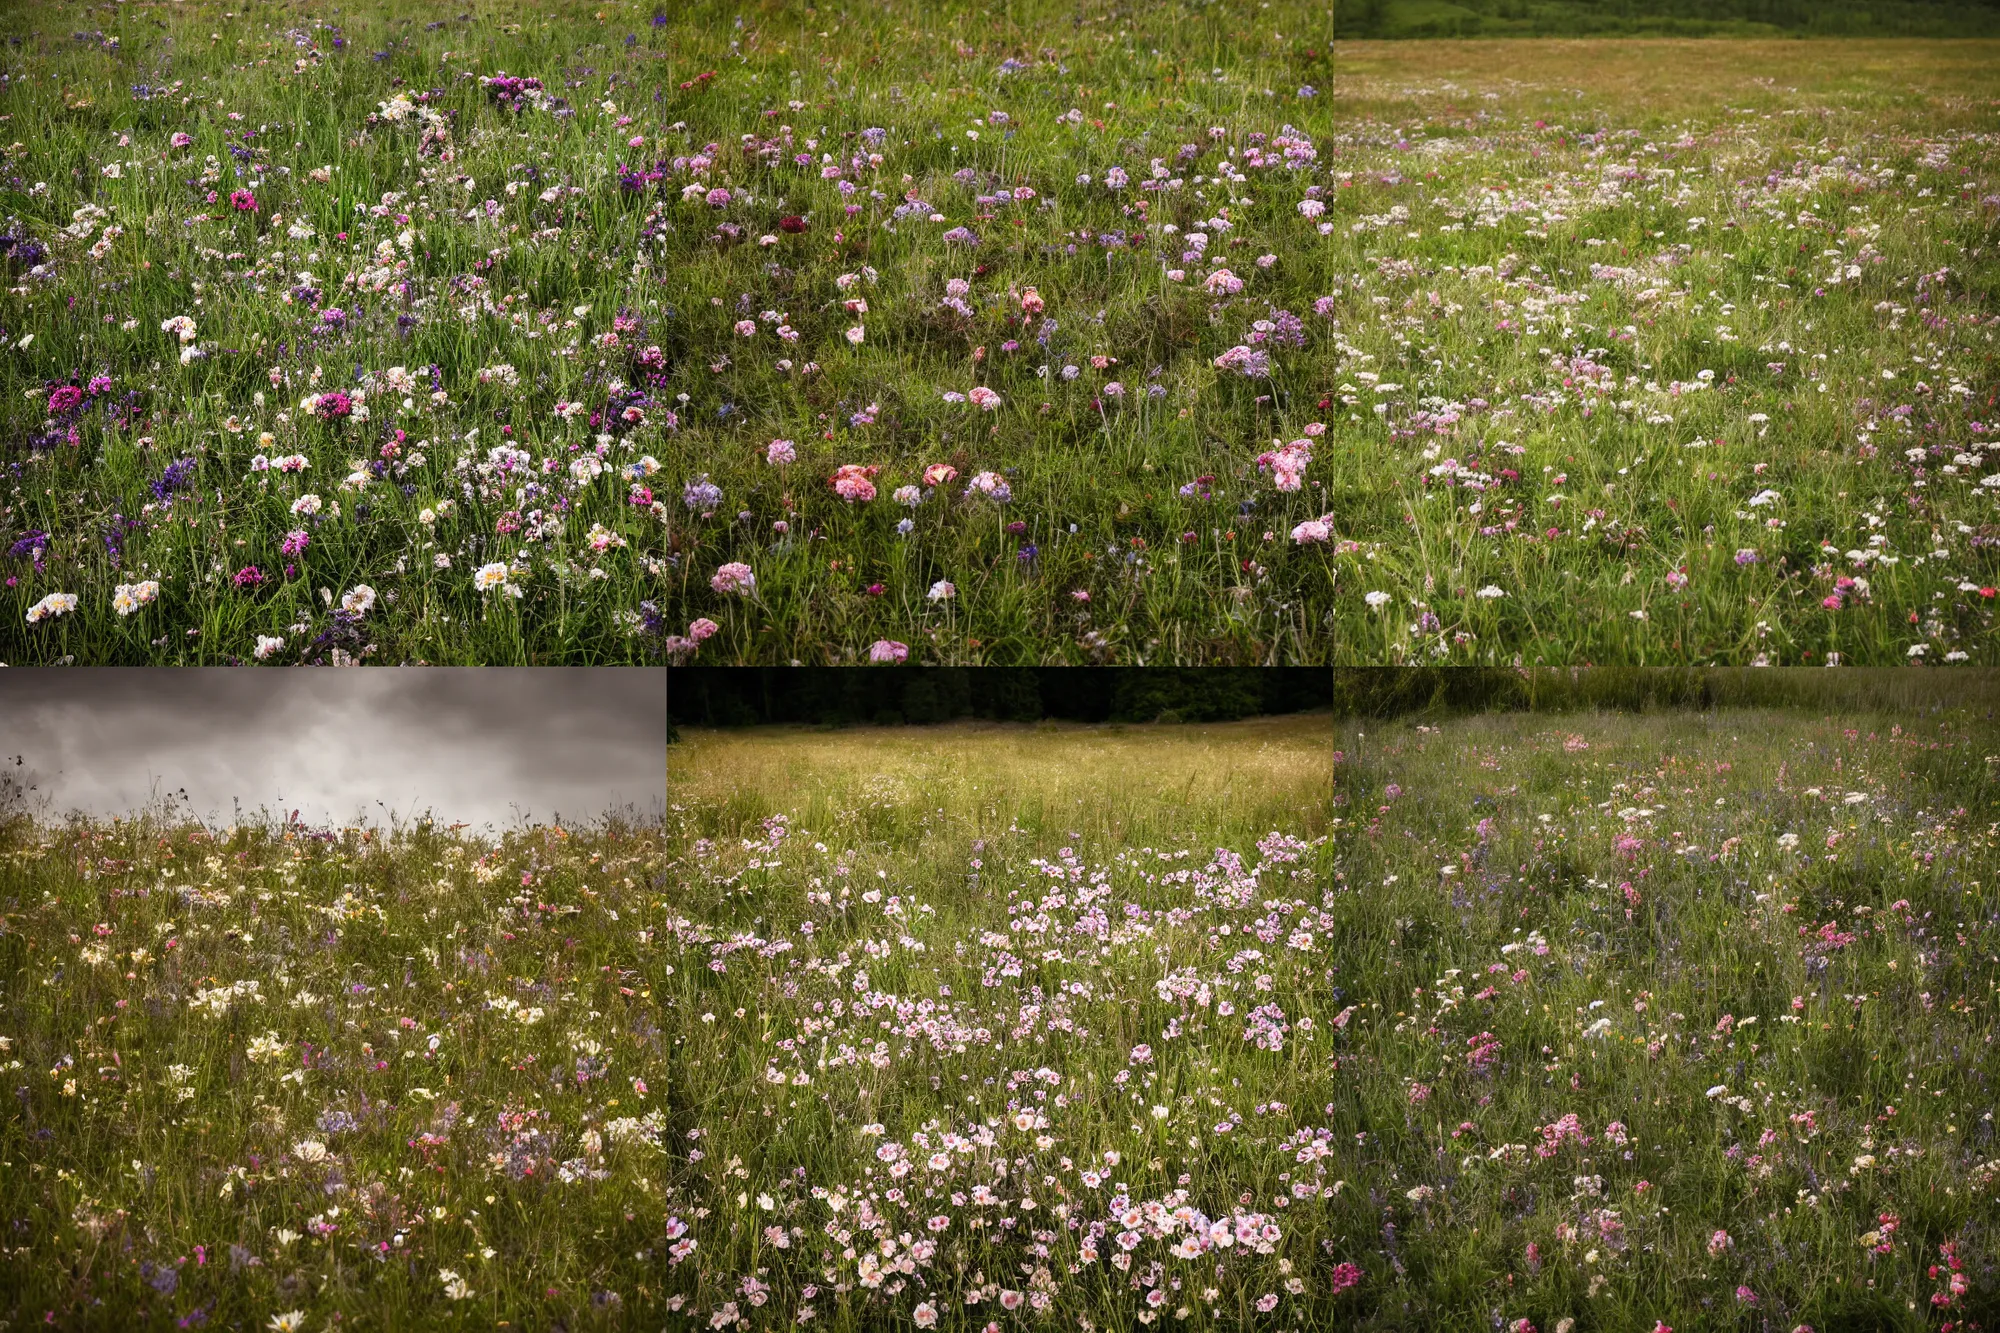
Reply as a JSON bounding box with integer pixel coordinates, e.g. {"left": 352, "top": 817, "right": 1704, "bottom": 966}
{"left": 0, "top": 670, "right": 665, "bottom": 829}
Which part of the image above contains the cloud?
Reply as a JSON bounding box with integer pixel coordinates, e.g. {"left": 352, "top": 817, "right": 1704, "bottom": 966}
{"left": 0, "top": 669, "right": 664, "bottom": 828}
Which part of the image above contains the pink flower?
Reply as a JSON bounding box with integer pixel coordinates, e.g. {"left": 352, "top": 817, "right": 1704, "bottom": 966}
{"left": 912, "top": 1303, "right": 938, "bottom": 1329}
{"left": 1328, "top": 1262, "right": 1363, "bottom": 1294}
{"left": 830, "top": 464, "right": 879, "bottom": 503}
{"left": 765, "top": 439, "right": 797, "bottom": 465}
{"left": 704, "top": 187, "right": 731, "bottom": 208}
{"left": 169, "top": 132, "right": 193, "bottom": 149}
{"left": 1291, "top": 519, "right": 1332, "bottom": 544}
{"left": 967, "top": 385, "right": 1003, "bottom": 410}
{"left": 229, "top": 189, "right": 258, "bottom": 212}
{"left": 868, "top": 640, "right": 909, "bottom": 664}
{"left": 710, "top": 562, "right": 756, "bottom": 595}
{"left": 688, "top": 618, "right": 719, "bottom": 641}
{"left": 922, "top": 463, "right": 958, "bottom": 488}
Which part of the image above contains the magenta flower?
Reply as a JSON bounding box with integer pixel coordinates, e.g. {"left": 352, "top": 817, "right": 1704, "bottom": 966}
{"left": 314, "top": 391, "right": 353, "bottom": 421}
{"left": 867, "top": 640, "right": 909, "bottom": 664}
{"left": 229, "top": 189, "right": 258, "bottom": 212}
{"left": 232, "top": 565, "right": 265, "bottom": 588}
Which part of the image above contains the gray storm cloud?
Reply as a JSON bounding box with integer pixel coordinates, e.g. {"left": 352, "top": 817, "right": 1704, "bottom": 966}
{"left": 0, "top": 669, "right": 664, "bottom": 829}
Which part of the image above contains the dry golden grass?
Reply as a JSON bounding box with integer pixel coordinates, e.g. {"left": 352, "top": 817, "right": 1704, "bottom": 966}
{"left": 667, "top": 714, "right": 1334, "bottom": 851}
{"left": 1332, "top": 38, "right": 2000, "bottom": 126}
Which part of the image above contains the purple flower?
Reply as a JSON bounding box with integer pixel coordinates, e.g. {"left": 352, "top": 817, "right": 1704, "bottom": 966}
{"left": 683, "top": 476, "right": 723, "bottom": 511}
{"left": 941, "top": 226, "right": 979, "bottom": 246}
{"left": 46, "top": 385, "right": 84, "bottom": 416}
{"left": 150, "top": 457, "right": 198, "bottom": 502}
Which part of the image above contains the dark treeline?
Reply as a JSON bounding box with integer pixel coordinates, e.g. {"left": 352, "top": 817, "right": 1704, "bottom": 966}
{"left": 667, "top": 669, "right": 1332, "bottom": 730}
{"left": 1333, "top": 668, "right": 2000, "bottom": 718}
{"left": 1334, "top": 0, "right": 2000, "bottom": 37}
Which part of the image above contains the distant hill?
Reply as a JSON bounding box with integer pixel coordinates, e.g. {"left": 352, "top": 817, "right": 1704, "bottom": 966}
{"left": 1335, "top": 0, "right": 2000, "bottom": 37}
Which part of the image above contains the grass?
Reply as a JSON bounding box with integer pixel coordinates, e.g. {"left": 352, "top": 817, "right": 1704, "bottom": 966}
{"left": 11, "top": 699, "right": 2000, "bottom": 1327}
{"left": 0, "top": 809, "right": 672, "bottom": 1329}
{"left": 3, "top": 4, "right": 1993, "bottom": 663}
{"left": 665, "top": 705, "right": 2000, "bottom": 1330}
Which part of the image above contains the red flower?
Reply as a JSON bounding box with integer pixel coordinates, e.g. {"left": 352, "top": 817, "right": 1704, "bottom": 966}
{"left": 778, "top": 215, "right": 808, "bottom": 233}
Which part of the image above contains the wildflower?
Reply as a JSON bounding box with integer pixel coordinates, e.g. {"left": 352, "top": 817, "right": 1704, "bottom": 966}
{"left": 966, "top": 471, "right": 1012, "bottom": 503}
{"left": 25, "top": 592, "right": 78, "bottom": 625}
{"left": 439, "top": 1269, "right": 474, "bottom": 1300}
{"left": 161, "top": 315, "right": 198, "bottom": 343}
{"left": 766, "top": 439, "right": 797, "bottom": 465}
{"left": 845, "top": 325, "right": 866, "bottom": 345}
{"left": 254, "top": 634, "right": 285, "bottom": 661}
{"left": 112, "top": 580, "right": 159, "bottom": 615}
{"left": 267, "top": 1315, "right": 306, "bottom": 1333}
{"left": 928, "top": 580, "right": 956, "bottom": 603}
{"left": 830, "top": 464, "right": 879, "bottom": 504}
{"left": 710, "top": 562, "right": 756, "bottom": 596}
{"left": 1290, "top": 519, "right": 1331, "bottom": 544}
{"left": 868, "top": 640, "right": 909, "bottom": 664}
{"left": 968, "top": 386, "right": 1003, "bottom": 410}
{"left": 1365, "top": 591, "right": 1392, "bottom": 608}
{"left": 474, "top": 562, "right": 514, "bottom": 594}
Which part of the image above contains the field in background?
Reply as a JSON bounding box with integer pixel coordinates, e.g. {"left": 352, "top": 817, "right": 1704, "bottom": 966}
{"left": 669, "top": 713, "right": 1336, "bottom": 847}
{"left": 1333, "top": 0, "right": 2000, "bottom": 39}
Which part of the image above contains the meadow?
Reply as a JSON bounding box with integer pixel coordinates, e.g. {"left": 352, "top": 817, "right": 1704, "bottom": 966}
{"left": 8, "top": 699, "right": 2000, "bottom": 1327}
{"left": 2, "top": 4, "right": 1995, "bottom": 664}
{"left": 668, "top": 706, "right": 1998, "bottom": 1331}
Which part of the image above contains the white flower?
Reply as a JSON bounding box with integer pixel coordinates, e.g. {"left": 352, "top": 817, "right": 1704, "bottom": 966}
{"left": 292, "top": 1139, "right": 328, "bottom": 1163}
{"left": 439, "top": 1269, "right": 474, "bottom": 1300}
{"left": 161, "top": 315, "right": 198, "bottom": 343}
{"left": 1364, "top": 590, "right": 1391, "bottom": 609}
{"left": 25, "top": 592, "right": 78, "bottom": 625}
{"left": 290, "top": 493, "right": 322, "bottom": 516}
{"left": 254, "top": 635, "right": 286, "bottom": 661}
{"left": 1705, "top": 1085, "right": 1728, "bottom": 1099}
{"left": 340, "top": 585, "right": 377, "bottom": 616}
{"left": 267, "top": 1314, "right": 307, "bottom": 1333}
{"left": 1475, "top": 585, "right": 1506, "bottom": 599}
{"left": 927, "top": 580, "right": 956, "bottom": 603}
{"left": 845, "top": 325, "right": 865, "bottom": 345}
{"left": 111, "top": 580, "right": 159, "bottom": 616}
{"left": 474, "top": 561, "right": 513, "bottom": 593}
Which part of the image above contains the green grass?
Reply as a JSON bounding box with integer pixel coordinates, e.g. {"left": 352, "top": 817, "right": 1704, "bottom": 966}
{"left": 11, "top": 702, "right": 2000, "bottom": 1327}
{"left": 3, "top": 5, "right": 1994, "bottom": 663}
